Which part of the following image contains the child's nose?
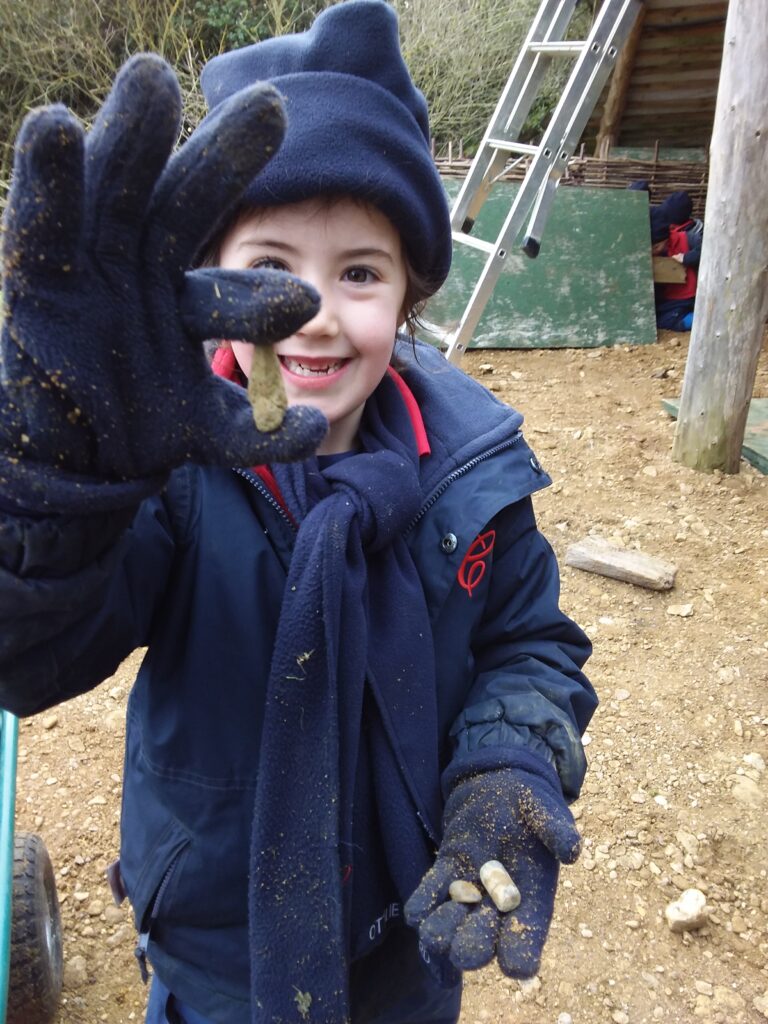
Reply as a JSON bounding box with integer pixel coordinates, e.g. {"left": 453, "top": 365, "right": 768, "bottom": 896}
{"left": 296, "top": 291, "right": 339, "bottom": 339}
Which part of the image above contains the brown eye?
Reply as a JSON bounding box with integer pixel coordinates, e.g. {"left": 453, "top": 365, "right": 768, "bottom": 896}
{"left": 344, "top": 266, "right": 376, "bottom": 284}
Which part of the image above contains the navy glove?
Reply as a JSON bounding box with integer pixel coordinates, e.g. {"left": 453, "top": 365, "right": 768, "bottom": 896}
{"left": 405, "top": 765, "right": 580, "bottom": 979}
{"left": 0, "top": 54, "right": 327, "bottom": 514}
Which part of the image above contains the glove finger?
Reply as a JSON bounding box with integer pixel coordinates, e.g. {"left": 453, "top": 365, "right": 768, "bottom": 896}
{"left": 3, "top": 106, "right": 84, "bottom": 282}
{"left": 195, "top": 384, "right": 327, "bottom": 466}
{"left": 404, "top": 858, "right": 459, "bottom": 926}
{"left": 449, "top": 902, "right": 498, "bottom": 971}
{"left": 84, "top": 54, "right": 181, "bottom": 259}
{"left": 146, "top": 83, "right": 286, "bottom": 280}
{"left": 418, "top": 900, "right": 468, "bottom": 958}
{"left": 495, "top": 855, "right": 559, "bottom": 979}
{"left": 519, "top": 782, "right": 582, "bottom": 864}
{"left": 180, "top": 268, "right": 320, "bottom": 346}
{"left": 497, "top": 912, "right": 546, "bottom": 980}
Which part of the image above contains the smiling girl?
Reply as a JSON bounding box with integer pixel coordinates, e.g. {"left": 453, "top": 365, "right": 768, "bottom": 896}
{"left": 0, "top": 3, "right": 596, "bottom": 1023}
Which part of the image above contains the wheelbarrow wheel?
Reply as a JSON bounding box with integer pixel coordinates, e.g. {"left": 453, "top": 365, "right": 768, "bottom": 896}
{"left": 7, "top": 832, "right": 63, "bottom": 1024}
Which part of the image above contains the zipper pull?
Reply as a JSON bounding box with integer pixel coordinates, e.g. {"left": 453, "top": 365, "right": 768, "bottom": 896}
{"left": 134, "top": 932, "right": 150, "bottom": 984}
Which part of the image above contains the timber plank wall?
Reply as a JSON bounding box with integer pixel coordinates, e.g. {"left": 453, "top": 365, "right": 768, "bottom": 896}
{"left": 586, "top": 0, "right": 729, "bottom": 150}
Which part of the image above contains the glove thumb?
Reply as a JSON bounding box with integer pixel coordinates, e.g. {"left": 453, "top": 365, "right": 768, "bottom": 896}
{"left": 519, "top": 772, "right": 582, "bottom": 865}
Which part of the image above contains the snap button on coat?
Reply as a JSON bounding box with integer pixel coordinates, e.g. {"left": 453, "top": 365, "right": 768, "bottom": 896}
{"left": 440, "top": 533, "right": 458, "bottom": 554}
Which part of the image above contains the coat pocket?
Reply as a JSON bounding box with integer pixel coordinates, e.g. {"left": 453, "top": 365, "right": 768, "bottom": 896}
{"left": 124, "top": 818, "right": 191, "bottom": 984}
{"left": 127, "top": 817, "right": 192, "bottom": 926}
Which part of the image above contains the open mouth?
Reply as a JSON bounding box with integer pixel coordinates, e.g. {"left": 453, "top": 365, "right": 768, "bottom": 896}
{"left": 279, "top": 356, "right": 350, "bottom": 377}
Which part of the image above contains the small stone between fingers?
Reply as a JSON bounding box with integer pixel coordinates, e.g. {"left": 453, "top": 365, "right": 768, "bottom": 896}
{"left": 479, "top": 860, "right": 521, "bottom": 912}
{"left": 449, "top": 880, "right": 483, "bottom": 903}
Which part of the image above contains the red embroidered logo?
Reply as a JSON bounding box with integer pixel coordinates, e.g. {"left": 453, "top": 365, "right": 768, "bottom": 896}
{"left": 457, "top": 530, "right": 496, "bottom": 598}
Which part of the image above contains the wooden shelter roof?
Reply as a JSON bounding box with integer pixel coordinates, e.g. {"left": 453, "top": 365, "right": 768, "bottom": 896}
{"left": 587, "top": 0, "right": 728, "bottom": 153}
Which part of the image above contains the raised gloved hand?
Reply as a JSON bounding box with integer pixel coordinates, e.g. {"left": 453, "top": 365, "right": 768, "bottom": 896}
{"left": 0, "top": 54, "right": 327, "bottom": 514}
{"left": 405, "top": 765, "right": 580, "bottom": 979}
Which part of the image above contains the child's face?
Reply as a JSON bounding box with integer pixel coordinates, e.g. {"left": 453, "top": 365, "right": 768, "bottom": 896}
{"left": 220, "top": 198, "right": 408, "bottom": 455}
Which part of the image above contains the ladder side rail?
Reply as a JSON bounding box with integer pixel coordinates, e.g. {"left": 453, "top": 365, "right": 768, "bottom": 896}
{"left": 450, "top": 0, "right": 579, "bottom": 233}
{"left": 519, "top": 0, "right": 644, "bottom": 252}
{"left": 525, "top": 0, "right": 642, "bottom": 189}
{"left": 445, "top": 176, "right": 550, "bottom": 363}
{"left": 450, "top": 55, "right": 550, "bottom": 234}
{"left": 446, "top": 101, "right": 588, "bottom": 362}
{"left": 521, "top": 176, "right": 561, "bottom": 258}
{"left": 494, "top": 0, "right": 581, "bottom": 142}
{"left": 554, "top": 0, "right": 644, "bottom": 157}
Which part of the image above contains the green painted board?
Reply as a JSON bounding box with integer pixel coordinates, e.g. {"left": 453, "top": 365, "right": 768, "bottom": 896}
{"left": 662, "top": 398, "right": 768, "bottom": 475}
{"left": 426, "top": 181, "right": 657, "bottom": 349}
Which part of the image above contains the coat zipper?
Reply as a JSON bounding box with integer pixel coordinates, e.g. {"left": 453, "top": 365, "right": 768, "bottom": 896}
{"left": 235, "top": 431, "right": 525, "bottom": 535}
{"left": 405, "top": 432, "right": 525, "bottom": 534}
{"left": 233, "top": 468, "right": 297, "bottom": 531}
{"left": 134, "top": 854, "right": 185, "bottom": 984}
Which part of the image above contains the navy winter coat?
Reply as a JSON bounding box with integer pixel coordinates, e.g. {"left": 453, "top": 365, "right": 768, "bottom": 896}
{"left": 0, "top": 342, "right": 595, "bottom": 1023}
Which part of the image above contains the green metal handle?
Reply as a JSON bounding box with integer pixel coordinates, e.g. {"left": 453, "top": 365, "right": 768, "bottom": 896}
{"left": 0, "top": 710, "right": 19, "bottom": 1024}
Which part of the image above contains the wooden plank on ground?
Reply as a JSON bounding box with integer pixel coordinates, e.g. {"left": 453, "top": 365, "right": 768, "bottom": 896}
{"left": 565, "top": 537, "right": 678, "bottom": 590}
{"left": 663, "top": 397, "right": 768, "bottom": 475}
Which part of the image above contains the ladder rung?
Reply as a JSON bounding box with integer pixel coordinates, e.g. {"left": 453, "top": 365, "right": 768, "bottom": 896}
{"left": 527, "top": 41, "right": 586, "bottom": 56}
{"left": 488, "top": 139, "right": 539, "bottom": 156}
{"left": 451, "top": 231, "right": 495, "bottom": 255}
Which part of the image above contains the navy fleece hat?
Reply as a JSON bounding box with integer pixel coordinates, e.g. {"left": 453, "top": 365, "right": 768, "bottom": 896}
{"left": 662, "top": 190, "right": 693, "bottom": 226}
{"left": 200, "top": 0, "right": 452, "bottom": 292}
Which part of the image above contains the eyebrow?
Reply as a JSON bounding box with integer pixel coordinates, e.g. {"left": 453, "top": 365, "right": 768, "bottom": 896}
{"left": 339, "top": 248, "right": 395, "bottom": 264}
{"left": 235, "top": 239, "right": 395, "bottom": 263}
{"left": 235, "top": 238, "right": 296, "bottom": 253}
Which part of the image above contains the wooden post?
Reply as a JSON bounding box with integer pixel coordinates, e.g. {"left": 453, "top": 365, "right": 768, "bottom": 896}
{"left": 672, "top": 0, "right": 768, "bottom": 474}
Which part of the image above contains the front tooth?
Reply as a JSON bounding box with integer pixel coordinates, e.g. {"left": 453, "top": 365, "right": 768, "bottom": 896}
{"left": 291, "top": 359, "right": 340, "bottom": 375}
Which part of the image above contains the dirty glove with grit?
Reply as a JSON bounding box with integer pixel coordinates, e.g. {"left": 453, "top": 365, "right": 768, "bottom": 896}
{"left": 0, "top": 54, "right": 326, "bottom": 515}
{"left": 405, "top": 763, "right": 580, "bottom": 979}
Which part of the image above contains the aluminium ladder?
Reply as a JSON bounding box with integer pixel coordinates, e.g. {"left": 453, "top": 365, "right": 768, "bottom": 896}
{"left": 441, "top": 0, "right": 644, "bottom": 364}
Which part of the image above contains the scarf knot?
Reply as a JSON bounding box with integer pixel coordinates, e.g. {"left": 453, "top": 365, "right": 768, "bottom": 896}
{"left": 320, "top": 450, "right": 420, "bottom": 552}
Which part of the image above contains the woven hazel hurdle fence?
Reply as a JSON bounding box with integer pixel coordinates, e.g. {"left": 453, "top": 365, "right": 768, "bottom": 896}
{"left": 433, "top": 140, "right": 709, "bottom": 218}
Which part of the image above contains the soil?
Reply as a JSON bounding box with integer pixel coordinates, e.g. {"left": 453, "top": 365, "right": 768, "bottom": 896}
{"left": 13, "top": 331, "right": 768, "bottom": 1024}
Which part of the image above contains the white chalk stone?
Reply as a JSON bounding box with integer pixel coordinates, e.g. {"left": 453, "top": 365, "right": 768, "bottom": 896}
{"left": 744, "top": 752, "right": 766, "bottom": 773}
{"left": 665, "top": 888, "right": 708, "bottom": 933}
{"left": 448, "top": 880, "right": 483, "bottom": 903}
{"left": 479, "top": 860, "right": 521, "bottom": 912}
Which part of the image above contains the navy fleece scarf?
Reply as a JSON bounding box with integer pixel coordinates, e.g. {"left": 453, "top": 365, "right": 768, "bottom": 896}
{"left": 249, "top": 372, "right": 440, "bottom": 1023}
